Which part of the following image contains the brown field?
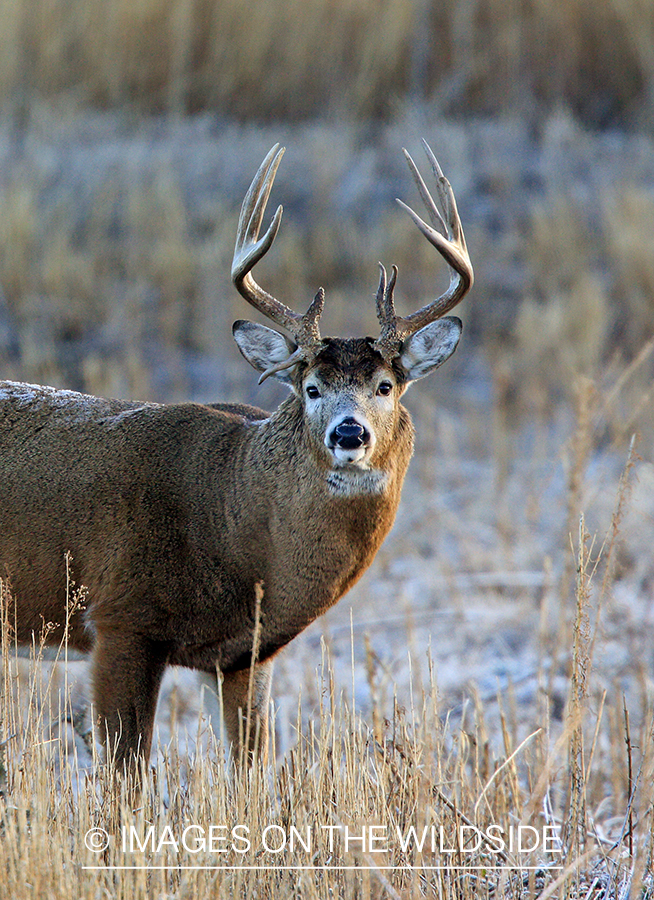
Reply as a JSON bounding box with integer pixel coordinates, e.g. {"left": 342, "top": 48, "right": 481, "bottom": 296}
{"left": 0, "top": 0, "right": 653, "bottom": 126}
{"left": 1, "top": 1, "right": 654, "bottom": 897}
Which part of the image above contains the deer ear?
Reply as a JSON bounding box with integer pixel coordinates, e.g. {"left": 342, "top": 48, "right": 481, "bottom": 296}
{"left": 232, "top": 321, "right": 298, "bottom": 384}
{"left": 399, "top": 317, "right": 462, "bottom": 382}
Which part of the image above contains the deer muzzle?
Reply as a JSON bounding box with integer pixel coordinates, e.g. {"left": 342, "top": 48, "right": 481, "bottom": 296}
{"left": 326, "top": 415, "right": 373, "bottom": 466}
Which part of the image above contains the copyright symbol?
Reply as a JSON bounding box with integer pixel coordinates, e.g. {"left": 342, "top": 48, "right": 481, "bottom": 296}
{"left": 85, "top": 827, "right": 110, "bottom": 852}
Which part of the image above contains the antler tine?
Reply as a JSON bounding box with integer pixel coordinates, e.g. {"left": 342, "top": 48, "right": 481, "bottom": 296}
{"left": 374, "top": 141, "right": 473, "bottom": 358}
{"left": 402, "top": 144, "right": 448, "bottom": 236}
{"left": 232, "top": 144, "right": 323, "bottom": 346}
{"left": 234, "top": 145, "right": 284, "bottom": 275}
{"left": 374, "top": 263, "right": 401, "bottom": 361}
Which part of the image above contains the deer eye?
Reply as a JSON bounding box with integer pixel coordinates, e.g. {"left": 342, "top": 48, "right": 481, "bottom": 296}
{"left": 306, "top": 385, "right": 321, "bottom": 400}
{"left": 376, "top": 381, "right": 393, "bottom": 397}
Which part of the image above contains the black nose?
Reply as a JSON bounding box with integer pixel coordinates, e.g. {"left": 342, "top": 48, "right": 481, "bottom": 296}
{"left": 330, "top": 417, "right": 369, "bottom": 450}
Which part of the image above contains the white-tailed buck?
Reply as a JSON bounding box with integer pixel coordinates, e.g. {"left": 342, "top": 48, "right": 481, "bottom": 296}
{"left": 0, "top": 142, "right": 472, "bottom": 770}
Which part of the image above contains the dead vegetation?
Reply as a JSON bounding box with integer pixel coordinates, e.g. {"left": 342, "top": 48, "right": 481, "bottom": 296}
{"left": 0, "top": 0, "right": 653, "bottom": 126}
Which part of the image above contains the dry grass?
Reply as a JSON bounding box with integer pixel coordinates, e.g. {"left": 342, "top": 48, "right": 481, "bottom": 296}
{"left": 492, "top": 160, "right": 654, "bottom": 439}
{"left": 1, "top": 592, "right": 653, "bottom": 898}
{"left": 0, "top": 0, "right": 653, "bottom": 127}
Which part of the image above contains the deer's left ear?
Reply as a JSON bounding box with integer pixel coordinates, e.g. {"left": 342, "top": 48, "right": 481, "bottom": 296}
{"left": 399, "top": 317, "right": 462, "bottom": 382}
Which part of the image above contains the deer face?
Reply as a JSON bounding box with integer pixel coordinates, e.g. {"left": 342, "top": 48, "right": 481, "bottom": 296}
{"left": 301, "top": 339, "right": 400, "bottom": 471}
{"left": 233, "top": 318, "right": 462, "bottom": 485}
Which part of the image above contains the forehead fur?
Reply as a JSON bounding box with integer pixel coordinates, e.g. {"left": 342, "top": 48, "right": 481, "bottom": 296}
{"left": 302, "top": 337, "right": 407, "bottom": 385}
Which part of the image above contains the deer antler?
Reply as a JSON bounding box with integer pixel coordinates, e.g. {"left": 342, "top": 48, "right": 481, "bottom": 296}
{"left": 374, "top": 140, "right": 474, "bottom": 361}
{"left": 231, "top": 144, "right": 324, "bottom": 377}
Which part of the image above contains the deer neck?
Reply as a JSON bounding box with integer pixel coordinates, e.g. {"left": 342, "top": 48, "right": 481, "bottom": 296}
{"left": 252, "top": 396, "right": 412, "bottom": 496}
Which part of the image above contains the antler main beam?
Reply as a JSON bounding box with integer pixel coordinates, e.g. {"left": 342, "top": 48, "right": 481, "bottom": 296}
{"left": 374, "top": 140, "right": 474, "bottom": 360}
{"left": 231, "top": 144, "right": 324, "bottom": 352}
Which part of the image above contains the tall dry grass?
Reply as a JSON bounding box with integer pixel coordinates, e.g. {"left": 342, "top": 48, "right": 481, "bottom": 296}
{"left": 1, "top": 607, "right": 652, "bottom": 897}
{"left": 493, "top": 167, "right": 654, "bottom": 443}
{"left": 0, "top": 0, "right": 652, "bottom": 127}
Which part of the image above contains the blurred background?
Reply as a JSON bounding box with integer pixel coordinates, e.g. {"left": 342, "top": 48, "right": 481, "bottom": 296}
{"left": 1, "top": 0, "right": 654, "bottom": 763}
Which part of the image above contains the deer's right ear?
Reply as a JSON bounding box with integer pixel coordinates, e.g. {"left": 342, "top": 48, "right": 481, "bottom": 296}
{"left": 232, "top": 321, "right": 299, "bottom": 385}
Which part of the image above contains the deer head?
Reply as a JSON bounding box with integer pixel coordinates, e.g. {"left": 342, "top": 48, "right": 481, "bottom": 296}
{"left": 231, "top": 142, "right": 474, "bottom": 482}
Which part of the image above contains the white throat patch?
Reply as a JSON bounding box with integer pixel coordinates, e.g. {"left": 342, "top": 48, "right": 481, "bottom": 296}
{"left": 326, "top": 467, "right": 389, "bottom": 497}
